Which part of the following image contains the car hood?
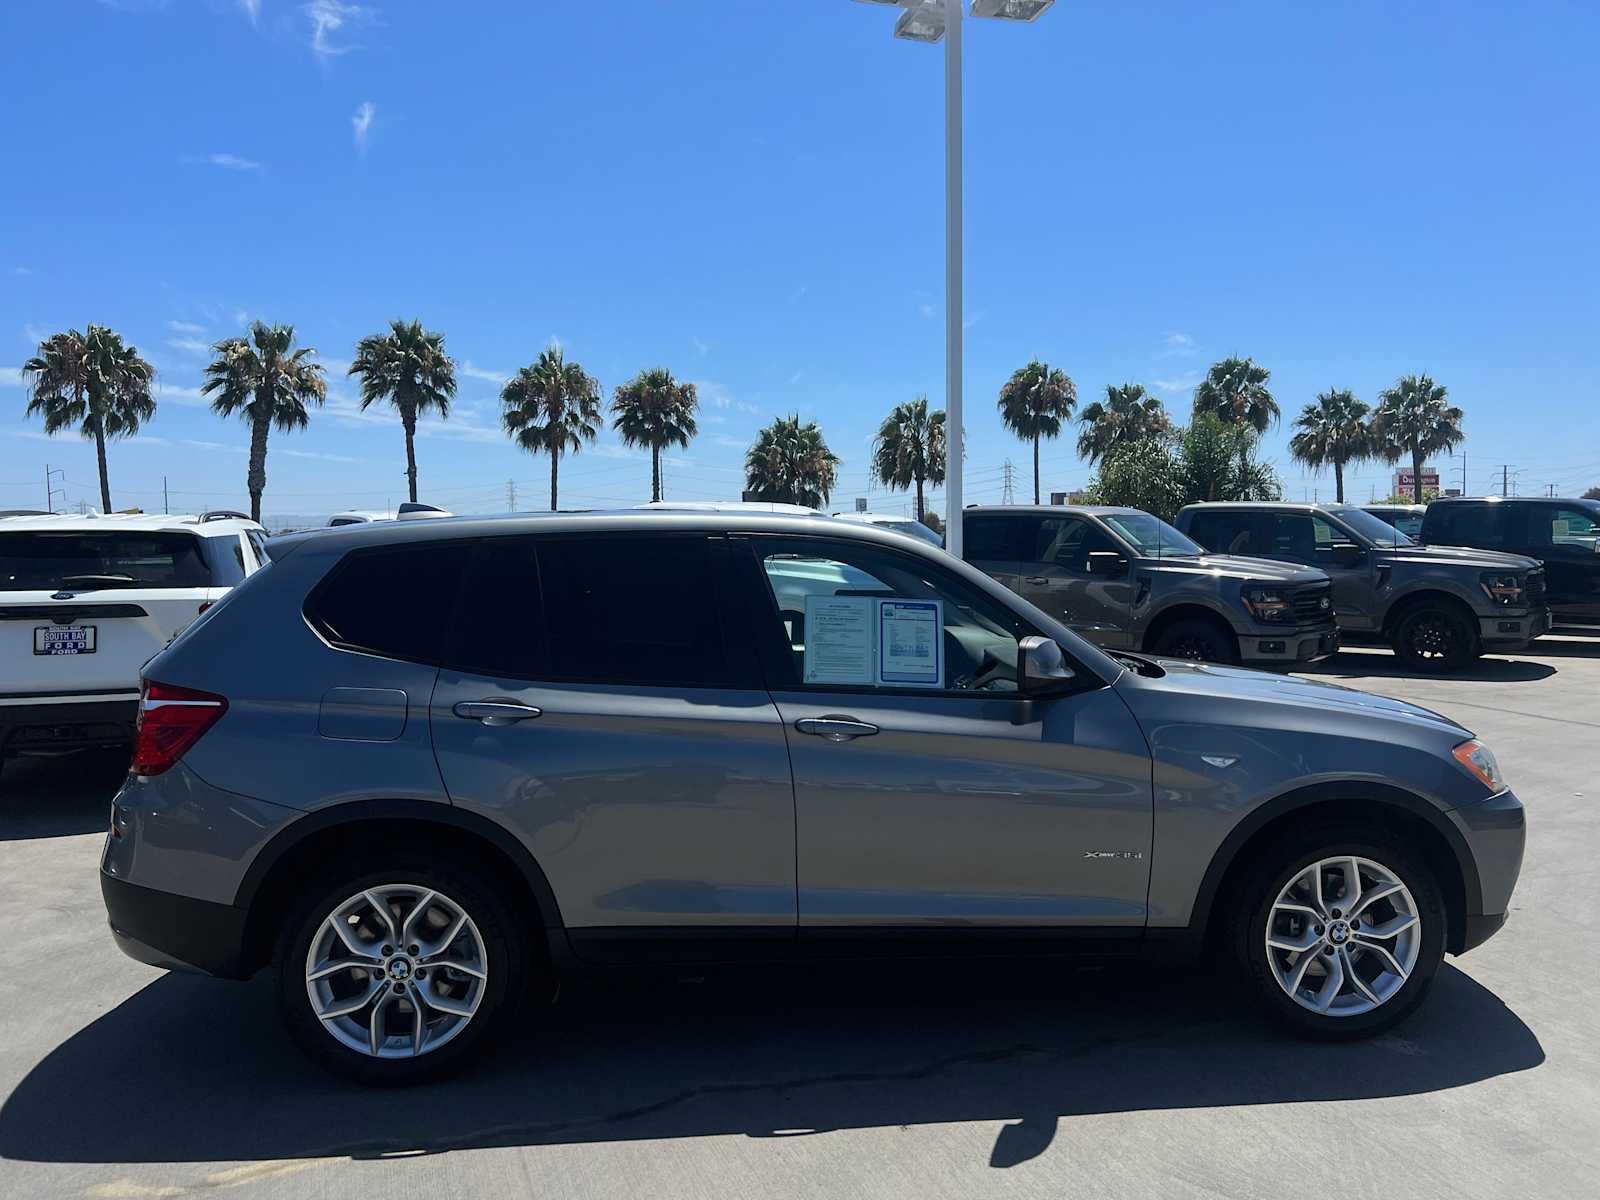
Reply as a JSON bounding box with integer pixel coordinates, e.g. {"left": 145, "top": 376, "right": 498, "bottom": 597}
{"left": 1145, "top": 554, "right": 1328, "bottom": 585}
{"left": 1382, "top": 544, "right": 1542, "bottom": 571}
{"left": 1117, "top": 657, "right": 1470, "bottom": 736}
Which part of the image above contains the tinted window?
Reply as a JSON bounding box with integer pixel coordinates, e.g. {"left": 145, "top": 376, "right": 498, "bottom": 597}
{"left": 311, "top": 541, "right": 471, "bottom": 663}
{"left": 964, "top": 514, "right": 1032, "bottom": 562}
{"left": 538, "top": 536, "right": 728, "bottom": 687}
{"left": 1327, "top": 506, "right": 1411, "bottom": 546}
{"left": 1184, "top": 509, "right": 1256, "bottom": 555}
{"left": 1036, "top": 517, "right": 1125, "bottom": 572}
{"left": 443, "top": 538, "right": 549, "bottom": 679}
{"left": 1537, "top": 504, "right": 1600, "bottom": 549}
{"left": 247, "top": 530, "right": 271, "bottom": 564}
{"left": 0, "top": 531, "right": 212, "bottom": 590}
{"left": 1428, "top": 503, "right": 1512, "bottom": 548}
{"left": 1100, "top": 512, "right": 1203, "bottom": 557}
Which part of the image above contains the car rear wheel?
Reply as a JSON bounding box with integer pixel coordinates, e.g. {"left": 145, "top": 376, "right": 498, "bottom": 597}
{"left": 274, "top": 857, "right": 525, "bottom": 1084}
{"left": 1233, "top": 826, "right": 1445, "bottom": 1038}
{"left": 1149, "top": 617, "right": 1240, "bottom": 665}
{"left": 1392, "top": 604, "right": 1477, "bottom": 673}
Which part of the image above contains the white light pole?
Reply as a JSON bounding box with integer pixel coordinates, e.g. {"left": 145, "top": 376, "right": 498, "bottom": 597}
{"left": 852, "top": 0, "right": 1054, "bottom": 557}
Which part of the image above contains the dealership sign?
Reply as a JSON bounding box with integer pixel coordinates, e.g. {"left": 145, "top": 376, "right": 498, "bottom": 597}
{"left": 1395, "top": 467, "right": 1440, "bottom": 492}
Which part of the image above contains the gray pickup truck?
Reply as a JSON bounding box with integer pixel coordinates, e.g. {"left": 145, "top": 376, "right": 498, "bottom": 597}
{"left": 1176, "top": 502, "right": 1549, "bottom": 673}
{"left": 963, "top": 505, "right": 1338, "bottom": 666}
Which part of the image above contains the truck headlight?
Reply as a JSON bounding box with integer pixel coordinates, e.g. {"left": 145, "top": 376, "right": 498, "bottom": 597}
{"left": 1480, "top": 572, "right": 1525, "bottom": 605}
{"left": 1241, "top": 587, "right": 1294, "bottom": 623}
{"left": 1453, "top": 739, "right": 1506, "bottom": 793}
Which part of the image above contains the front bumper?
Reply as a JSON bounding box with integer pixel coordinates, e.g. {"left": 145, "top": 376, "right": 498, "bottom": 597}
{"left": 101, "top": 872, "right": 252, "bottom": 978}
{"left": 0, "top": 696, "right": 137, "bottom": 757}
{"left": 1447, "top": 787, "right": 1526, "bottom": 955}
{"left": 1239, "top": 625, "right": 1339, "bottom": 665}
{"left": 1477, "top": 606, "right": 1550, "bottom": 650}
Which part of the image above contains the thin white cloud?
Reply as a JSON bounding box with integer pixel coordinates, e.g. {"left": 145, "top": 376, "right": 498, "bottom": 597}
{"left": 712, "top": 435, "right": 747, "bottom": 449}
{"left": 283, "top": 448, "right": 361, "bottom": 463}
{"left": 238, "top": 0, "right": 260, "bottom": 24}
{"left": 169, "top": 337, "right": 211, "bottom": 355}
{"left": 6, "top": 430, "right": 56, "bottom": 441}
{"left": 308, "top": 1, "right": 374, "bottom": 58}
{"left": 351, "top": 100, "right": 375, "bottom": 151}
{"left": 156, "top": 383, "right": 210, "bottom": 407}
{"left": 1152, "top": 371, "right": 1202, "bottom": 396}
{"left": 694, "top": 380, "right": 758, "bottom": 416}
{"left": 963, "top": 310, "right": 986, "bottom": 331}
{"left": 787, "top": 369, "right": 805, "bottom": 386}
{"left": 12, "top": 267, "right": 33, "bottom": 277}
{"left": 167, "top": 320, "right": 206, "bottom": 334}
{"left": 1, "top": 367, "right": 24, "bottom": 387}
{"left": 548, "top": 334, "right": 564, "bottom": 353}
{"left": 24, "top": 323, "right": 49, "bottom": 344}
{"left": 691, "top": 337, "right": 710, "bottom": 357}
{"left": 460, "top": 361, "right": 507, "bottom": 385}
{"left": 181, "top": 439, "right": 245, "bottom": 454}
{"left": 1161, "top": 331, "right": 1197, "bottom": 359}
{"left": 200, "top": 153, "right": 261, "bottom": 171}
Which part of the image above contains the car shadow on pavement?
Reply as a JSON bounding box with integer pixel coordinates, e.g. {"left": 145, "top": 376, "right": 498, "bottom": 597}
{"left": 1523, "top": 636, "right": 1600, "bottom": 659}
{"left": 0, "top": 752, "right": 126, "bottom": 841}
{"left": 0, "top": 960, "right": 1542, "bottom": 1170}
{"left": 1298, "top": 652, "right": 1556, "bottom": 684}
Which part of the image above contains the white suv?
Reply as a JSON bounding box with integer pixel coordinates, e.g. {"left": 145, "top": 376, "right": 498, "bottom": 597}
{"left": 0, "top": 511, "right": 270, "bottom": 768}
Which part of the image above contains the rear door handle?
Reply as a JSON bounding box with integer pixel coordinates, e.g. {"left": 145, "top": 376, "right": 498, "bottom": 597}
{"left": 452, "top": 701, "right": 543, "bottom": 726}
{"left": 795, "top": 716, "right": 880, "bottom": 742}
{"left": 1026, "top": 576, "right": 1049, "bottom": 586}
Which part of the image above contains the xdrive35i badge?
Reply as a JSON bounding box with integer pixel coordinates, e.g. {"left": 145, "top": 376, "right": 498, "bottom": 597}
{"left": 1082, "top": 850, "right": 1144, "bottom": 860}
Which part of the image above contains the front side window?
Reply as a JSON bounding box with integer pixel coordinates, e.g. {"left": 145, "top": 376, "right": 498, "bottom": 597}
{"left": 0, "top": 531, "right": 212, "bottom": 590}
{"left": 1101, "top": 512, "right": 1203, "bottom": 558}
{"left": 1328, "top": 506, "right": 1412, "bottom": 547}
{"left": 1539, "top": 505, "right": 1600, "bottom": 549}
{"left": 752, "top": 537, "right": 1031, "bottom": 693}
{"left": 1036, "top": 518, "right": 1124, "bottom": 573}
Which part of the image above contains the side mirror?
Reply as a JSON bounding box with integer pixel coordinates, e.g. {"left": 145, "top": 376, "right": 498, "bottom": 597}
{"left": 1087, "top": 551, "right": 1128, "bottom": 578}
{"left": 1332, "top": 544, "right": 1366, "bottom": 568}
{"left": 1020, "top": 635, "right": 1077, "bottom": 695}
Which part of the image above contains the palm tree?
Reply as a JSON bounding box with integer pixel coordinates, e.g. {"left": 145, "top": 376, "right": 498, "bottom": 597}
{"left": 1076, "top": 383, "right": 1171, "bottom": 465}
{"left": 201, "top": 322, "right": 327, "bottom": 522}
{"left": 611, "top": 368, "right": 698, "bottom": 503}
{"left": 1192, "top": 356, "right": 1279, "bottom": 434}
{"left": 22, "top": 325, "right": 155, "bottom": 512}
{"left": 744, "top": 415, "right": 840, "bottom": 509}
{"left": 1287, "top": 388, "right": 1371, "bottom": 504}
{"left": 1373, "top": 374, "right": 1464, "bottom": 503}
{"left": 996, "top": 359, "right": 1076, "bottom": 503}
{"left": 501, "top": 348, "right": 603, "bottom": 511}
{"left": 347, "top": 319, "right": 456, "bottom": 503}
{"left": 870, "top": 396, "right": 946, "bottom": 521}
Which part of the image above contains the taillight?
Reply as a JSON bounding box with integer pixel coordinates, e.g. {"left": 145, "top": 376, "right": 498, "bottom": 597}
{"left": 131, "top": 680, "right": 229, "bottom": 777}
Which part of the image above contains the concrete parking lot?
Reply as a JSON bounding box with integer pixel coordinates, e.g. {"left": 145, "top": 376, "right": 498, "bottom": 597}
{"left": 1, "top": 641, "right": 1597, "bottom": 1200}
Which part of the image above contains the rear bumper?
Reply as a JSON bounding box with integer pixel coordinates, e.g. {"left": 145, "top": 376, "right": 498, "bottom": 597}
{"left": 1239, "top": 625, "right": 1339, "bottom": 665}
{"left": 0, "top": 696, "right": 137, "bottom": 756}
{"left": 1477, "top": 606, "right": 1549, "bottom": 650}
{"left": 101, "top": 872, "right": 251, "bottom": 979}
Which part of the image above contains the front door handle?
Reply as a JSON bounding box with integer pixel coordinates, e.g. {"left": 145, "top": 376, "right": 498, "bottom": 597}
{"left": 452, "top": 700, "right": 543, "bottom": 727}
{"left": 1026, "top": 576, "right": 1049, "bottom": 586}
{"left": 795, "top": 715, "right": 880, "bottom": 742}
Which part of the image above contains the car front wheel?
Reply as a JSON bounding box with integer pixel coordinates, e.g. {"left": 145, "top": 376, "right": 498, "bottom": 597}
{"left": 274, "top": 859, "right": 524, "bottom": 1084}
{"left": 1234, "top": 828, "right": 1445, "bottom": 1038}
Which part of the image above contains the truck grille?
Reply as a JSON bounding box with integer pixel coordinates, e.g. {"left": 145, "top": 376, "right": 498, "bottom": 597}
{"left": 1291, "top": 583, "right": 1334, "bottom": 623}
{"left": 1525, "top": 571, "right": 1546, "bottom": 604}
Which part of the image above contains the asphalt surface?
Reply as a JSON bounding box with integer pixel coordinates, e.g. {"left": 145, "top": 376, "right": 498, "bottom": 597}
{"left": 2, "top": 639, "right": 1597, "bottom": 1199}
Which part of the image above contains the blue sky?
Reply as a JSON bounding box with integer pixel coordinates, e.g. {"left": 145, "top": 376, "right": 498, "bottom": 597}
{"left": 3, "top": 0, "right": 1597, "bottom": 524}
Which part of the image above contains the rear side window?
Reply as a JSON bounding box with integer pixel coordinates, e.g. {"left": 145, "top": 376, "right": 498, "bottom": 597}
{"left": 964, "top": 515, "right": 1034, "bottom": 562}
{"left": 0, "top": 531, "right": 212, "bottom": 590}
{"left": 1184, "top": 510, "right": 1256, "bottom": 555}
{"left": 247, "top": 530, "right": 272, "bottom": 565}
{"left": 443, "top": 538, "right": 549, "bottom": 679}
{"left": 1427, "top": 503, "right": 1514, "bottom": 548}
{"left": 310, "top": 542, "right": 471, "bottom": 663}
{"left": 536, "top": 536, "right": 728, "bottom": 687}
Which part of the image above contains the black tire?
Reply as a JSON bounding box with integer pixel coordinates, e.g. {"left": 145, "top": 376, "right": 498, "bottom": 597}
{"left": 1149, "top": 616, "right": 1240, "bottom": 665}
{"left": 1231, "top": 824, "right": 1446, "bottom": 1040}
{"left": 1391, "top": 603, "right": 1478, "bottom": 673}
{"left": 273, "top": 854, "right": 527, "bottom": 1085}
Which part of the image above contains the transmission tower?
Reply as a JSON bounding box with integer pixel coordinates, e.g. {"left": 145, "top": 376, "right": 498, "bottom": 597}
{"left": 506, "top": 479, "right": 517, "bottom": 511}
{"left": 1000, "top": 459, "right": 1016, "bottom": 505}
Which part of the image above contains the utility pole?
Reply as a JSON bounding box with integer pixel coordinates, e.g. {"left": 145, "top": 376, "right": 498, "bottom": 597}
{"left": 1000, "top": 459, "right": 1015, "bottom": 505}
{"left": 1501, "top": 464, "right": 1509, "bottom": 498}
{"left": 44, "top": 464, "right": 65, "bottom": 513}
{"left": 506, "top": 479, "right": 517, "bottom": 511}
{"left": 163, "top": 475, "right": 169, "bottom": 515}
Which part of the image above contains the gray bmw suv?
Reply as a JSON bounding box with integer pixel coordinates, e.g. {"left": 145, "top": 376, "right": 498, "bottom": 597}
{"left": 100, "top": 511, "right": 1524, "bottom": 1083}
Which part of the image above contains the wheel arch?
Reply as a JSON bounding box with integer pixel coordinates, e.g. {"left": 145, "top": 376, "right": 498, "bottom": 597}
{"left": 1188, "top": 780, "right": 1479, "bottom": 958}
{"left": 234, "top": 799, "right": 571, "bottom": 977}
{"left": 1141, "top": 601, "right": 1239, "bottom": 653}
{"left": 1380, "top": 586, "right": 1478, "bottom": 638}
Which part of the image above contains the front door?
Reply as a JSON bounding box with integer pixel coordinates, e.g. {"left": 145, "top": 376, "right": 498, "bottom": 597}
{"left": 734, "top": 534, "right": 1153, "bottom": 940}
{"left": 428, "top": 533, "right": 797, "bottom": 960}
{"left": 1263, "top": 513, "right": 1374, "bottom": 630}
{"left": 1020, "top": 515, "right": 1135, "bottom": 648}
{"left": 1527, "top": 503, "right": 1600, "bottom": 625}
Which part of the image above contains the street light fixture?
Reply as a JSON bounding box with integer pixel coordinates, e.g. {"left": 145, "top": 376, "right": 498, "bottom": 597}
{"left": 850, "top": 0, "right": 1055, "bottom": 555}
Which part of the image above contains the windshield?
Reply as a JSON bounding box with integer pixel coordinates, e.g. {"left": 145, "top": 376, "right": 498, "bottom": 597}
{"left": 1101, "top": 512, "right": 1205, "bottom": 558}
{"left": 0, "top": 531, "right": 212, "bottom": 591}
{"left": 1329, "top": 507, "right": 1415, "bottom": 547}
{"left": 879, "top": 520, "right": 943, "bottom": 547}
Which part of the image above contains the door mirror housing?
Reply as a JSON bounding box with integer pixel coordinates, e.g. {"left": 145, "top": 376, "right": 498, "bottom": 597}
{"left": 1087, "top": 551, "right": 1128, "bottom": 578}
{"left": 1332, "top": 544, "right": 1366, "bottom": 568}
{"left": 1019, "top": 635, "right": 1077, "bottom": 695}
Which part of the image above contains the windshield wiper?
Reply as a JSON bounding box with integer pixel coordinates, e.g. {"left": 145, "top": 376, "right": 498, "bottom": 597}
{"left": 53, "top": 573, "right": 140, "bottom": 590}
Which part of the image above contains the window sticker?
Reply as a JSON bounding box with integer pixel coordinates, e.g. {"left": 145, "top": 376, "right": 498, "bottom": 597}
{"left": 803, "top": 595, "right": 875, "bottom": 685}
{"left": 878, "top": 599, "right": 943, "bottom": 687}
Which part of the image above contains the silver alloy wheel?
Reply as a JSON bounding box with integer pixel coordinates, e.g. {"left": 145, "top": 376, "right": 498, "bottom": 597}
{"left": 304, "top": 884, "right": 488, "bottom": 1058}
{"left": 1265, "top": 856, "right": 1421, "bottom": 1017}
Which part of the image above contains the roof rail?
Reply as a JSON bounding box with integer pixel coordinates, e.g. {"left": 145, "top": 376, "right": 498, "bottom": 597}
{"left": 198, "top": 510, "right": 252, "bottom": 523}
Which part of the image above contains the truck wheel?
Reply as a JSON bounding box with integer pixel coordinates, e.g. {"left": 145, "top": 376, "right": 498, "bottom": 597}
{"left": 1150, "top": 617, "right": 1239, "bottom": 665}
{"left": 1392, "top": 604, "right": 1476, "bottom": 673}
{"left": 1232, "top": 824, "right": 1445, "bottom": 1039}
{"left": 273, "top": 854, "right": 527, "bottom": 1085}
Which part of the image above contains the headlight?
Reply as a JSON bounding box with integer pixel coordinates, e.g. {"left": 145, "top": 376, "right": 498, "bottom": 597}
{"left": 1241, "top": 587, "right": 1294, "bottom": 623}
{"left": 1480, "top": 572, "right": 1525, "bottom": 605}
{"left": 1453, "top": 739, "right": 1506, "bottom": 793}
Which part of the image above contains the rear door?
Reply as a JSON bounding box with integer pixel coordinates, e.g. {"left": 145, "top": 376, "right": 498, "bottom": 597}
{"left": 0, "top": 528, "right": 215, "bottom": 698}
{"left": 428, "top": 533, "right": 798, "bottom": 960}
{"left": 962, "top": 513, "right": 1029, "bottom": 594}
